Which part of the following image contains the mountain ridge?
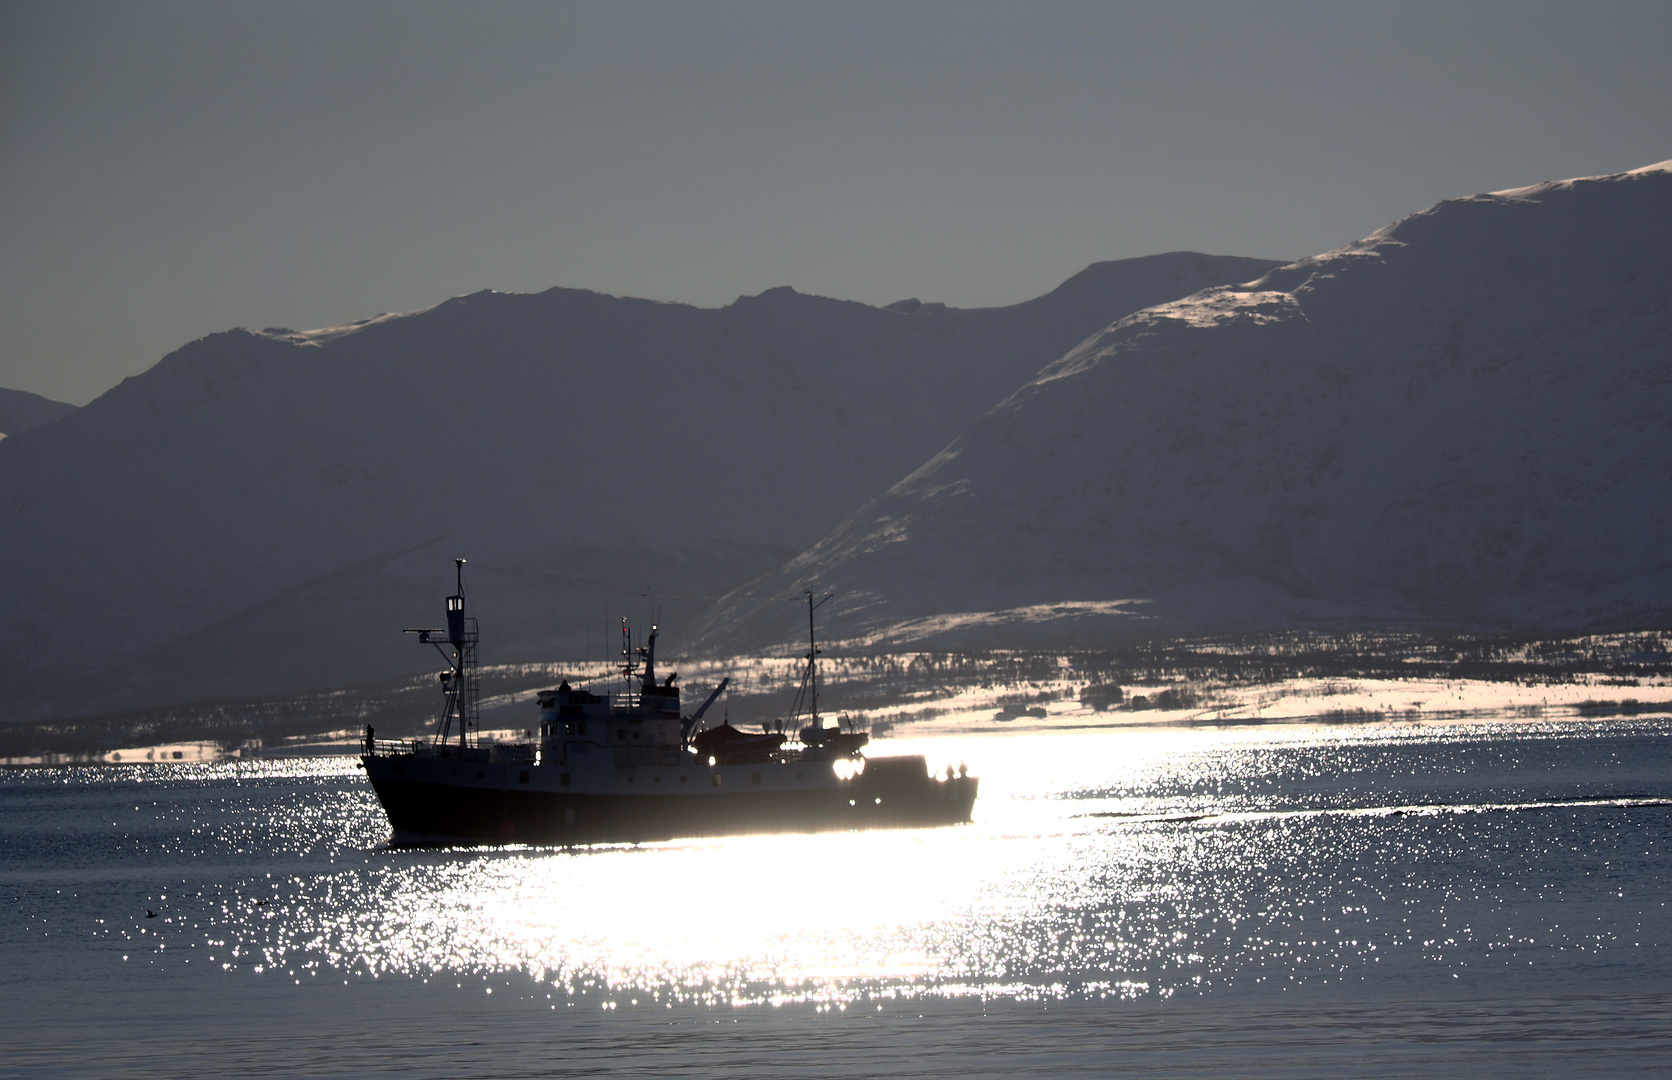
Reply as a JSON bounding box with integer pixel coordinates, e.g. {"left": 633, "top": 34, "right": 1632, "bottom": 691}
{"left": 0, "top": 252, "right": 1278, "bottom": 721}
{"left": 693, "top": 161, "right": 1672, "bottom": 654}
{"left": 0, "top": 387, "right": 78, "bottom": 440}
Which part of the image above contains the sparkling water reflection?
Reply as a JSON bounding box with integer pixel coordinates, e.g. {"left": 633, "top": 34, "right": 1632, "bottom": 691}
{"left": 4, "top": 720, "right": 1671, "bottom": 1075}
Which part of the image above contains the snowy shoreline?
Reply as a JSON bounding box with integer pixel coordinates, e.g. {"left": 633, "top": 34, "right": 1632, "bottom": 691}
{"left": 7, "top": 672, "right": 1665, "bottom": 769}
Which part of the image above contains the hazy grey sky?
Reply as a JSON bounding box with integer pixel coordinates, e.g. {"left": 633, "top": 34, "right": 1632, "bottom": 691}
{"left": 3, "top": 1, "right": 1670, "bottom": 405}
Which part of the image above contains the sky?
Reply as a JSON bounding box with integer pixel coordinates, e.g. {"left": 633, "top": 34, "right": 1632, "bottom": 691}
{"left": 3, "top": 1, "right": 1670, "bottom": 406}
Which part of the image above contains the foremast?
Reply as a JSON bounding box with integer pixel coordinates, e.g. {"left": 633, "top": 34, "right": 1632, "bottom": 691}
{"left": 405, "top": 557, "right": 480, "bottom": 751}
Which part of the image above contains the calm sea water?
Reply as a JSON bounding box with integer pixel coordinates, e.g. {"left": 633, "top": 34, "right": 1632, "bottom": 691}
{"left": 3, "top": 719, "right": 1670, "bottom": 1078}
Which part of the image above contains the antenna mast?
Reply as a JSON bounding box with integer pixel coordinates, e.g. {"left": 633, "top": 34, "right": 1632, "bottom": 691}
{"left": 808, "top": 591, "right": 820, "bottom": 731}
{"left": 406, "top": 557, "right": 479, "bottom": 752}
{"left": 787, "top": 590, "right": 833, "bottom": 740}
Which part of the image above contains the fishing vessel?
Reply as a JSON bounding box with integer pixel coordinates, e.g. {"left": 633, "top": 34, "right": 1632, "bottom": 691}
{"left": 360, "top": 561, "right": 978, "bottom": 844}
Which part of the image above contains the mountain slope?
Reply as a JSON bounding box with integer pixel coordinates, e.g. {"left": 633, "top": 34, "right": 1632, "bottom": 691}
{"left": 0, "top": 387, "right": 78, "bottom": 439}
{"left": 0, "top": 253, "right": 1277, "bottom": 720}
{"left": 697, "top": 161, "right": 1672, "bottom": 653}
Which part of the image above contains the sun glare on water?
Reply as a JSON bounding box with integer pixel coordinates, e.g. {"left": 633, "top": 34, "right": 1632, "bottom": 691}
{"left": 101, "top": 722, "right": 1672, "bottom": 1009}
{"left": 215, "top": 732, "right": 1183, "bottom": 1005}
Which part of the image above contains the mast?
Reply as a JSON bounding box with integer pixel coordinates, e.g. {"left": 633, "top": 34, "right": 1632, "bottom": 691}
{"left": 619, "top": 616, "right": 637, "bottom": 701}
{"left": 406, "top": 558, "right": 478, "bottom": 752}
{"left": 807, "top": 591, "right": 819, "bottom": 733}
{"left": 448, "top": 558, "right": 468, "bottom": 751}
{"left": 791, "top": 590, "right": 831, "bottom": 740}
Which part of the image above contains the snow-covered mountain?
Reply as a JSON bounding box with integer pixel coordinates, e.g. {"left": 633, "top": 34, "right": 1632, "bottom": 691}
{"left": 697, "top": 161, "right": 1672, "bottom": 654}
{"left": 0, "top": 253, "right": 1276, "bottom": 720}
{"left": 0, "top": 387, "right": 77, "bottom": 439}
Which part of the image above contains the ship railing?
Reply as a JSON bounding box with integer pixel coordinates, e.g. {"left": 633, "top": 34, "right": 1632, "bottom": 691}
{"left": 366, "top": 737, "right": 422, "bottom": 757}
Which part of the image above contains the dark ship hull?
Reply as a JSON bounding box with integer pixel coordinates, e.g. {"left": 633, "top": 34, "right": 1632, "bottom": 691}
{"left": 364, "top": 755, "right": 978, "bottom": 846}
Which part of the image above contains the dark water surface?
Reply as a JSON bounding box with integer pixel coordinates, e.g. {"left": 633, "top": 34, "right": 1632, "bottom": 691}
{"left": 4, "top": 720, "right": 1670, "bottom": 1077}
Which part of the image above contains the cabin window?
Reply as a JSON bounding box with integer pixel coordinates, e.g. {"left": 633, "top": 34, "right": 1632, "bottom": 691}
{"left": 712, "top": 774, "right": 723, "bottom": 788}
{"left": 560, "top": 773, "right": 571, "bottom": 787}
{"left": 519, "top": 771, "right": 529, "bottom": 784}
{"left": 617, "top": 729, "right": 626, "bottom": 742}
{"left": 751, "top": 772, "right": 761, "bottom": 786}
{"left": 679, "top": 775, "right": 687, "bottom": 783}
